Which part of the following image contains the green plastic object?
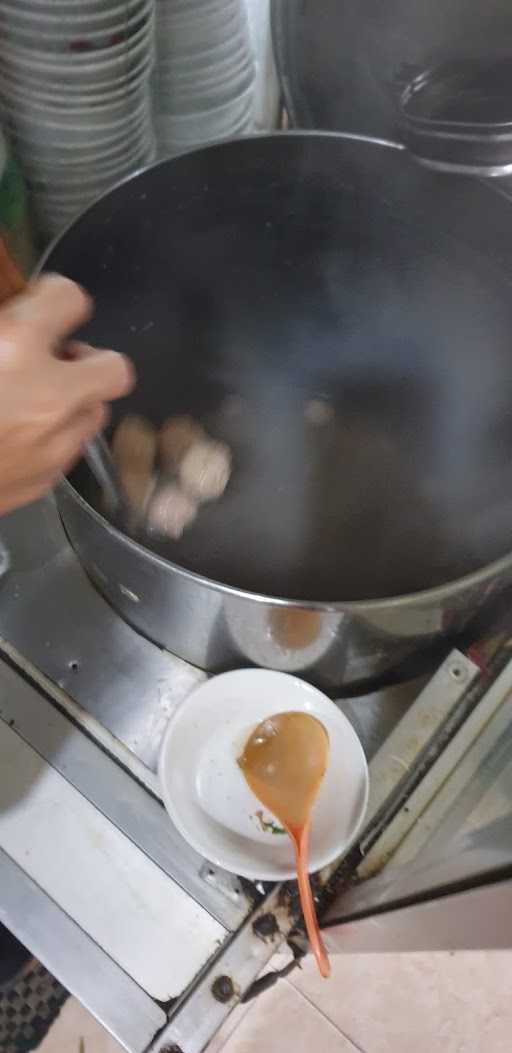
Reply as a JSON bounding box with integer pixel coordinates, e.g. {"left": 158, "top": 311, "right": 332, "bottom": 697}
{"left": 0, "top": 128, "right": 35, "bottom": 276}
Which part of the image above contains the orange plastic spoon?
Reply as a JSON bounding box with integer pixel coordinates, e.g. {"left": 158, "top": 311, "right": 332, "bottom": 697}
{"left": 239, "top": 711, "right": 330, "bottom": 978}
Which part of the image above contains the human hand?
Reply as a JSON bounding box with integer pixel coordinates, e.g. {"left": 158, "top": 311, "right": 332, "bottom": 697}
{"left": 0, "top": 273, "right": 134, "bottom": 515}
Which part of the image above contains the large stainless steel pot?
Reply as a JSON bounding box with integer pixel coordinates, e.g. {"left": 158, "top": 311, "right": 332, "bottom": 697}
{"left": 45, "top": 134, "right": 512, "bottom": 687}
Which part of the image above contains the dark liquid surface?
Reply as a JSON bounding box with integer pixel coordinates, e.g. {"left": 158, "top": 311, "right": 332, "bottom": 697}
{"left": 47, "top": 136, "right": 512, "bottom": 602}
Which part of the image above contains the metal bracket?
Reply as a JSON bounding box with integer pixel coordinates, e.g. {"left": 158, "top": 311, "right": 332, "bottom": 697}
{"left": 149, "top": 887, "right": 294, "bottom": 1053}
{"left": 199, "top": 863, "right": 246, "bottom": 907}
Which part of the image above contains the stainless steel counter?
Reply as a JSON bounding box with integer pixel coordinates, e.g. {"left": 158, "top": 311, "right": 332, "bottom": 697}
{"left": 0, "top": 494, "right": 503, "bottom": 1053}
{"left": 0, "top": 497, "right": 207, "bottom": 773}
{"left": 0, "top": 496, "right": 255, "bottom": 1050}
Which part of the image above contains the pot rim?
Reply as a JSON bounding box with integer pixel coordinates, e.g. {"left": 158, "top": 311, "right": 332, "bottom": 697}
{"left": 56, "top": 473, "right": 512, "bottom": 613}
{"left": 42, "top": 130, "right": 512, "bottom": 613}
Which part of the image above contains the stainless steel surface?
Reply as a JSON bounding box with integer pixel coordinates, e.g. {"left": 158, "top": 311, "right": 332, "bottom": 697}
{"left": 335, "top": 675, "right": 429, "bottom": 762}
{"left": 83, "top": 433, "right": 127, "bottom": 519}
{"left": 323, "top": 656, "right": 512, "bottom": 924}
{"left": 57, "top": 465, "right": 512, "bottom": 689}
{"left": 0, "top": 591, "right": 501, "bottom": 1050}
{"left": 375, "top": 657, "right": 512, "bottom": 872}
{"left": 321, "top": 649, "right": 478, "bottom": 885}
{"left": 413, "top": 157, "right": 512, "bottom": 178}
{"left": 329, "top": 816, "right": 512, "bottom": 925}
{"left": 151, "top": 885, "right": 293, "bottom": 1053}
{"left": 0, "top": 482, "right": 469, "bottom": 1053}
{"left": 360, "top": 651, "right": 477, "bottom": 837}
{"left": 324, "top": 880, "right": 512, "bottom": 953}
{"left": 150, "top": 660, "right": 473, "bottom": 1053}
{"left": 0, "top": 496, "right": 206, "bottom": 771}
{"left": 0, "top": 656, "right": 250, "bottom": 930}
{"left": 398, "top": 59, "right": 512, "bottom": 176}
{"left": 0, "top": 491, "right": 431, "bottom": 934}
{"left": 0, "top": 848, "right": 166, "bottom": 1053}
{"left": 272, "top": 0, "right": 512, "bottom": 153}
{"left": 41, "top": 133, "right": 512, "bottom": 686}
{"left": 1, "top": 483, "right": 511, "bottom": 1048}
{"left": 0, "top": 715, "right": 226, "bottom": 1002}
{"left": 0, "top": 637, "right": 162, "bottom": 798}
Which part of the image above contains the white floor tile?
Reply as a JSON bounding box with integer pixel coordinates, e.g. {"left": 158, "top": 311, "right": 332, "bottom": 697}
{"left": 207, "top": 980, "right": 359, "bottom": 1053}
{"left": 38, "top": 998, "right": 124, "bottom": 1053}
{"left": 288, "top": 950, "right": 512, "bottom": 1053}
{"left": 41, "top": 952, "right": 512, "bottom": 1053}
{"left": 205, "top": 1001, "right": 253, "bottom": 1053}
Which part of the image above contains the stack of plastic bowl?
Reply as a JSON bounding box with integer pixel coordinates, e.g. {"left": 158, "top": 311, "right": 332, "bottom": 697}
{"left": 0, "top": 0, "right": 156, "bottom": 240}
{"left": 153, "top": 0, "right": 255, "bottom": 158}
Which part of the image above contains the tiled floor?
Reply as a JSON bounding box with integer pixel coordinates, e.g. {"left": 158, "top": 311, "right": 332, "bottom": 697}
{"left": 38, "top": 999, "right": 123, "bottom": 1053}
{"left": 40, "top": 951, "right": 512, "bottom": 1053}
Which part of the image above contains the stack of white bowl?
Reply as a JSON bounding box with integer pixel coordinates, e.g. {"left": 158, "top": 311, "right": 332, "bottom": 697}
{"left": 0, "top": 0, "right": 156, "bottom": 239}
{"left": 153, "top": 0, "right": 255, "bottom": 158}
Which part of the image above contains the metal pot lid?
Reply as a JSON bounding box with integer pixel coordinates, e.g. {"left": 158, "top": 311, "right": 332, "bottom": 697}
{"left": 271, "top": 0, "right": 512, "bottom": 175}
{"left": 399, "top": 57, "right": 512, "bottom": 177}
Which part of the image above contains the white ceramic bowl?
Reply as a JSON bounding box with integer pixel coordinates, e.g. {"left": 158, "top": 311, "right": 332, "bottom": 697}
{"left": 155, "top": 118, "right": 251, "bottom": 152}
{"left": 2, "top": 20, "right": 152, "bottom": 60}
{"left": 25, "top": 139, "right": 152, "bottom": 191}
{"left": 155, "top": 101, "right": 252, "bottom": 137}
{"left": 156, "top": 1, "right": 240, "bottom": 31}
{"left": 10, "top": 96, "right": 149, "bottom": 133}
{"left": 156, "top": 77, "right": 254, "bottom": 119}
{"left": 155, "top": 93, "right": 254, "bottom": 147}
{"left": 11, "top": 108, "right": 149, "bottom": 145}
{"left": 1, "top": 63, "right": 152, "bottom": 107}
{"left": 10, "top": 110, "right": 148, "bottom": 151}
{"left": 165, "top": 0, "right": 235, "bottom": 12}
{"left": 157, "top": 0, "right": 240, "bottom": 23}
{"left": 1, "top": 26, "right": 153, "bottom": 75}
{"left": 156, "top": 44, "right": 251, "bottom": 86}
{"left": 159, "top": 669, "right": 369, "bottom": 881}
{"left": 18, "top": 135, "right": 149, "bottom": 177}
{"left": 156, "top": 122, "right": 253, "bottom": 157}
{"left": 10, "top": 0, "right": 145, "bottom": 12}
{"left": 156, "top": 11, "right": 243, "bottom": 50}
{"left": 0, "top": 72, "right": 149, "bottom": 106}
{"left": 0, "top": 56, "right": 153, "bottom": 105}
{"left": 1, "top": 0, "right": 150, "bottom": 31}
{"left": 153, "top": 36, "right": 249, "bottom": 88}
{"left": 159, "top": 64, "right": 254, "bottom": 114}
{"left": 155, "top": 52, "right": 253, "bottom": 99}
{"left": 0, "top": 7, "right": 152, "bottom": 53}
